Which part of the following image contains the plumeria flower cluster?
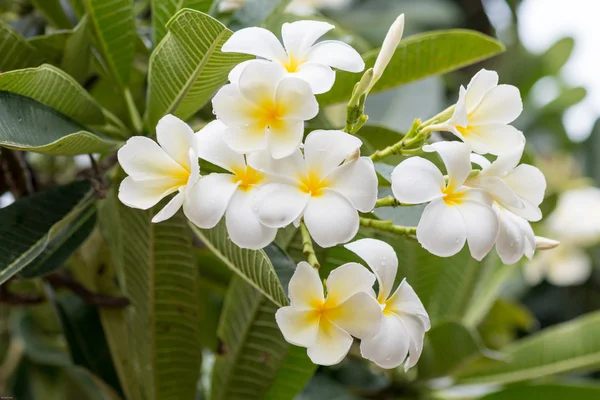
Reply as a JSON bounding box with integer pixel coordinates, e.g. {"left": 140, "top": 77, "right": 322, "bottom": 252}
{"left": 118, "top": 20, "right": 373, "bottom": 250}
{"left": 276, "top": 238, "right": 430, "bottom": 368}
{"left": 392, "top": 70, "right": 547, "bottom": 263}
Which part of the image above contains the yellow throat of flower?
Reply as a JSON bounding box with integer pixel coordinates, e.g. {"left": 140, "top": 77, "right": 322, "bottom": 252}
{"left": 283, "top": 55, "right": 304, "bottom": 73}
{"left": 298, "top": 171, "right": 329, "bottom": 197}
{"left": 231, "top": 165, "right": 264, "bottom": 191}
{"left": 254, "top": 99, "right": 286, "bottom": 131}
{"left": 442, "top": 185, "right": 466, "bottom": 206}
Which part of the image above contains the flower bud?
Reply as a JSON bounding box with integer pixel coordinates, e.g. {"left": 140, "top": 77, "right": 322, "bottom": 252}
{"left": 535, "top": 236, "right": 560, "bottom": 250}
{"left": 369, "top": 14, "right": 405, "bottom": 91}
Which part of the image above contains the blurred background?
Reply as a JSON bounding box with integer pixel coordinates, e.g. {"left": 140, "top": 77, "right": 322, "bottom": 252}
{"left": 1, "top": 0, "right": 599, "bottom": 398}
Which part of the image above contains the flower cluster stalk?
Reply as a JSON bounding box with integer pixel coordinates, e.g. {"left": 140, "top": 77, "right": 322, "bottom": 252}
{"left": 300, "top": 220, "right": 320, "bottom": 269}
{"left": 359, "top": 217, "right": 416, "bottom": 236}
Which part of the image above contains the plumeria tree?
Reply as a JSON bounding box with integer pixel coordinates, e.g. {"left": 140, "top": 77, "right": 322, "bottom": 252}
{"left": 0, "top": 0, "right": 599, "bottom": 399}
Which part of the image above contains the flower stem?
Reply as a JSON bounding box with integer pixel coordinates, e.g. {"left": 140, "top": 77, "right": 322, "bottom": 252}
{"left": 359, "top": 217, "right": 416, "bottom": 236}
{"left": 124, "top": 88, "right": 143, "bottom": 135}
{"left": 375, "top": 196, "right": 409, "bottom": 208}
{"left": 300, "top": 221, "right": 320, "bottom": 269}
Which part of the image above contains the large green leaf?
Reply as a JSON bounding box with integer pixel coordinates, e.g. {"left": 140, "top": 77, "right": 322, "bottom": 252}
{"left": 29, "top": 31, "right": 72, "bottom": 65}
{"left": 456, "top": 311, "right": 600, "bottom": 384}
{"left": 191, "top": 220, "right": 288, "bottom": 307}
{"left": 318, "top": 30, "right": 505, "bottom": 106}
{"left": 480, "top": 383, "right": 600, "bottom": 400}
{"left": 0, "top": 181, "right": 93, "bottom": 285}
{"left": 151, "top": 0, "right": 214, "bottom": 44}
{"left": 85, "top": 0, "right": 136, "bottom": 86}
{"left": 0, "top": 20, "right": 42, "bottom": 71}
{"left": 0, "top": 64, "right": 106, "bottom": 126}
{"left": 31, "top": 0, "right": 73, "bottom": 29}
{"left": 101, "top": 189, "right": 201, "bottom": 400}
{"left": 146, "top": 9, "right": 250, "bottom": 129}
{"left": 0, "top": 91, "right": 119, "bottom": 155}
{"left": 211, "top": 277, "right": 315, "bottom": 400}
{"left": 61, "top": 16, "right": 93, "bottom": 84}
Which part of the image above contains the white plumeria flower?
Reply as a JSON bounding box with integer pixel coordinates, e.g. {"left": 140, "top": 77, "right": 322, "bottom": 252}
{"left": 468, "top": 141, "right": 546, "bottom": 222}
{"left": 494, "top": 204, "right": 535, "bottom": 265}
{"left": 546, "top": 187, "right": 600, "bottom": 247}
{"left": 185, "top": 121, "right": 276, "bottom": 250}
{"left": 369, "top": 14, "right": 404, "bottom": 92}
{"left": 275, "top": 262, "right": 382, "bottom": 366}
{"left": 117, "top": 115, "right": 200, "bottom": 223}
{"left": 249, "top": 130, "right": 377, "bottom": 248}
{"left": 212, "top": 62, "right": 318, "bottom": 160}
{"left": 222, "top": 20, "right": 364, "bottom": 94}
{"left": 391, "top": 141, "right": 498, "bottom": 260}
{"left": 218, "top": 0, "right": 245, "bottom": 12}
{"left": 437, "top": 69, "right": 524, "bottom": 155}
{"left": 525, "top": 244, "right": 592, "bottom": 286}
{"left": 345, "top": 239, "right": 430, "bottom": 370}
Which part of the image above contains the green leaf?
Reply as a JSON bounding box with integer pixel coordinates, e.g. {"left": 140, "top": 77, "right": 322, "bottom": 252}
{"left": 53, "top": 292, "right": 123, "bottom": 396}
{"left": 101, "top": 189, "right": 202, "bottom": 400}
{"left": 0, "top": 181, "right": 93, "bottom": 285}
{"left": 29, "top": 31, "right": 72, "bottom": 65}
{"left": 151, "top": 0, "right": 214, "bottom": 44}
{"left": 0, "top": 91, "right": 119, "bottom": 155}
{"left": 146, "top": 9, "right": 250, "bottom": 129}
{"left": 20, "top": 205, "right": 97, "bottom": 278}
{"left": 318, "top": 29, "right": 505, "bottom": 106}
{"left": 0, "top": 20, "right": 42, "bottom": 71}
{"left": 31, "top": 0, "right": 73, "bottom": 29}
{"left": 231, "top": 0, "right": 292, "bottom": 29}
{"left": 419, "top": 321, "right": 498, "bottom": 378}
{"left": 211, "top": 277, "right": 315, "bottom": 400}
{"left": 85, "top": 0, "right": 136, "bottom": 86}
{"left": 480, "top": 383, "right": 600, "bottom": 400}
{"left": 456, "top": 311, "right": 600, "bottom": 384}
{"left": 61, "top": 16, "right": 93, "bottom": 84}
{"left": 191, "top": 220, "right": 289, "bottom": 307}
{"left": 0, "top": 64, "right": 106, "bottom": 126}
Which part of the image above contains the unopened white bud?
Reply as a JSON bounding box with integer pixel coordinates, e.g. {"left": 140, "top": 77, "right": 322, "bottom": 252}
{"left": 535, "top": 236, "right": 560, "bottom": 250}
{"left": 369, "top": 14, "right": 405, "bottom": 91}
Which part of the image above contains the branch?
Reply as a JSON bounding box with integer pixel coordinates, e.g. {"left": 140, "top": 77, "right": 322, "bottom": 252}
{"left": 360, "top": 217, "right": 416, "bottom": 236}
{"left": 45, "top": 271, "right": 130, "bottom": 309}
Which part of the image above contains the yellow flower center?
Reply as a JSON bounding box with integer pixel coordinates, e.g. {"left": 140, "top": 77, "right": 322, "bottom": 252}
{"left": 231, "top": 165, "right": 264, "bottom": 192}
{"left": 253, "top": 99, "right": 287, "bottom": 131}
{"left": 442, "top": 186, "right": 466, "bottom": 206}
{"left": 283, "top": 55, "right": 304, "bottom": 73}
{"left": 297, "top": 171, "right": 329, "bottom": 197}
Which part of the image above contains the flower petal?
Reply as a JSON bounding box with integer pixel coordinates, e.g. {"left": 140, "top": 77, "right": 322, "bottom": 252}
{"left": 424, "top": 141, "right": 472, "bottom": 190}
{"left": 495, "top": 206, "right": 534, "bottom": 265}
{"left": 118, "top": 176, "right": 181, "bottom": 210}
{"left": 275, "top": 307, "right": 319, "bottom": 347}
{"left": 152, "top": 191, "right": 184, "bottom": 223}
{"left": 465, "top": 69, "right": 499, "bottom": 112}
{"left": 228, "top": 59, "right": 271, "bottom": 84}
{"left": 276, "top": 77, "right": 319, "bottom": 120}
{"left": 386, "top": 279, "right": 430, "bottom": 329}
{"left": 253, "top": 183, "right": 310, "bottom": 228}
{"left": 470, "top": 176, "right": 524, "bottom": 210}
{"left": 212, "top": 84, "right": 256, "bottom": 126}
{"left": 156, "top": 114, "right": 195, "bottom": 168}
{"left": 344, "top": 238, "right": 398, "bottom": 301}
{"left": 118, "top": 137, "right": 187, "bottom": 180}
{"left": 307, "top": 318, "right": 353, "bottom": 366}
{"left": 325, "top": 262, "right": 376, "bottom": 306}
{"left": 288, "top": 261, "right": 325, "bottom": 309}
{"left": 306, "top": 40, "right": 365, "bottom": 73}
{"left": 185, "top": 173, "right": 238, "bottom": 229}
{"left": 239, "top": 62, "right": 286, "bottom": 107}
{"left": 293, "top": 62, "right": 335, "bottom": 94}
{"left": 417, "top": 198, "right": 467, "bottom": 258}
{"left": 447, "top": 86, "right": 468, "bottom": 127}
{"left": 391, "top": 157, "right": 444, "bottom": 204}
{"left": 327, "top": 157, "right": 377, "bottom": 212}
{"left": 457, "top": 196, "right": 499, "bottom": 261}
{"left": 225, "top": 189, "right": 278, "bottom": 250}
{"left": 402, "top": 314, "right": 427, "bottom": 371}
{"left": 330, "top": 292, "right": 382, "bottom": 339}
{"left": 303, "top": 130, "right": 362, "bottom": 177}
{"left": 267, "top": 119, "right": 306, "bottom": 159}
{"left": 462, "top": 124, "right": 525, "bottom": 156}
{"left": 247, "top": 148, "right": 306, "bottom": 181}
{"left": 223, "top": 124, "right": 268, "bottom": 154}
{"left": 470, "top": 84, "right": 523, "bottom": 125}
{"left": 360, "top": 313, "right": 409, "bottom": 369}
{"left": 481, "top": 139, "right": 525, "bottom": 177}
{"left": 281, "top": 20, "right": 334, "bottom": 59}
{"left": 547, "top": 247, "right": 592, "bottom": 286}
{"left": 222, "top": 26, "right": 287, "bottom": 62}
{"left": 304, "top": 190, "right": 359, "bottom": 248}
{"left": 503, "top": 164, "right": 546, "bottom": 220}
{"left": 195, "top": 120, "right": 245, "bottom": 172}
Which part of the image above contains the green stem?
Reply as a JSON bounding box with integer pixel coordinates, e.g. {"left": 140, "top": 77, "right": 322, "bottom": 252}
{"left": 300, "top": 221, "right": 320, "bottom": 269}
{"left": 375, "top": 196, "right": 409, "bottom": 208}
{"left": 359, "top": 217, "right": 416, "bottom": 236}
{"left": 370, "top": 119, "right": 420, "bottom": 161}
{"left": 123, "top": 88, "right": 143, "bottom": 135}
{"left": 420, "top": 104, "right": 455, "bottom": 127}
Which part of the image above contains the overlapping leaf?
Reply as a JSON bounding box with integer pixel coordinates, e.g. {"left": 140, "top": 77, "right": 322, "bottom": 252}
{"left": 151, "top": 0, "right": 214, "bottom": 44}
{"left": 0, "top": 20, "right": 42, "bottom": 71}
{"left": 0, "top": 91, "right": 118, "bottom": 155}
{"left": 318, "top": 30, "right": 505, "bottom": 105}
{"left": 146, "top": 9, "right": 250, "bottom": 129}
